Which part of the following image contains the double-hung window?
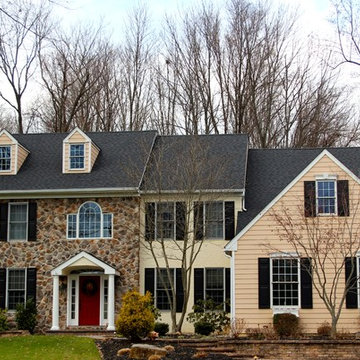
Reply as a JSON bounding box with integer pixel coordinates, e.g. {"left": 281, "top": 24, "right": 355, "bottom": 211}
{"left": 205, "top": 268, "right": 225, "bottom": 306}
{"left": 156, "top": 268, "right": 175, "bottom": 310}
{"left": 8, "top": 203, "right": 28, "bottom": 241}
{"left": 156, "top": 203, "right": 175, "bottom": 240}
{"left": 205, "top": 202, "right": 224, "bottom": 239}
{"left": 69, "top": 144, "right": 85, "bottom": 170}
{"left": 67, "top": 202, "right": 113, "bottom": 239}
{"left": 316, "top": 180, "right": 336, "bottom": 215}
{"left": 0, "top": 146, "right": 11, "bottom": 171}
{"left": 7, "top": 269, "right": 26, "bottom": 310}
{"left": 271, "top": 257, "right": 299, "bottom": 307}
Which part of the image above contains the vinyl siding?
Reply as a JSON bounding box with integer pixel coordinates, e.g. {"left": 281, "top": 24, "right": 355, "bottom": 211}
{"left": 234, "top": 154, "right": 360, "bottom": 332}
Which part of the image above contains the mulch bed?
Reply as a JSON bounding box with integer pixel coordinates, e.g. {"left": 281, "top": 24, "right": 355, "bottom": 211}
{"left": 96, "top": 338, "right": 233, "bottom": 360}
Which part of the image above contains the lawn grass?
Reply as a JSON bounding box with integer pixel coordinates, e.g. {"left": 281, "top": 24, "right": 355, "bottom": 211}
{"left": 0, "top": 335, "right": 101, "bottom": 360}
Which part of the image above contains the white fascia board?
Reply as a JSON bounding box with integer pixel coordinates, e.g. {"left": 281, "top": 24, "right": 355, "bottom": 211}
{"left": 224, "top": 149, "right": 360, "bottom": 252}
{"left": 0, "top": 129, "right": 18, "bottom": 144}
{"left": 140, "top": 188, "right": 245, "bottom": 195}
{"left": 0, "top": 187, "right": 140, "bottom": 199}
{"left": 63, "top": 127, "right": 92, "bottom": 143}
{"left": 51, "top": 251, "right": 118, "bottom": 276}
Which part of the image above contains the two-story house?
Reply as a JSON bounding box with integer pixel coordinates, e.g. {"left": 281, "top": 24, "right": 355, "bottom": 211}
{"left": 0, "top": 128, "right": 248, "bottom": 333}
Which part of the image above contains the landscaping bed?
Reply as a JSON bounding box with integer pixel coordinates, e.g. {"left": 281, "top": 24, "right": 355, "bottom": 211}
{"left": 97, "top": 338, "right": 233, "bottom": 360}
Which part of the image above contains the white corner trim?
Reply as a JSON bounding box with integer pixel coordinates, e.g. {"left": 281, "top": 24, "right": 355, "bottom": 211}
{"left": 224, "top": 149, "right": 360, "bottom": 252}
{"left": 51, "top": 251, "right": 119, "bottom": 276}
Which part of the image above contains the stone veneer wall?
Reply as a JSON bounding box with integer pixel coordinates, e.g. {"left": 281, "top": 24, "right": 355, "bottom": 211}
{"left": 0, "top": 197, "right": 140, "bottom": 332}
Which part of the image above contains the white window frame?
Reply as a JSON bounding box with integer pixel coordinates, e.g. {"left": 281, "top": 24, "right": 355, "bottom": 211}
{"left": 69, "top": 143, "right": 85, "bottom": 170}
{"left": 154, "top": 268, "right": 175, "bottom": 311}
{"left": 0, "top": 145, "right": 11, "bottom": 172}
{"left": 66, "top": 201, "right": 113, "bottom": 239}
{"left": 315, "top": 175, "right": 337, "bottom": 216}
{"left": 154, "top": 202, "right": 176, "bottom": 240}
{"left": 203, "top": 202, "right": 225, "bottom": 240}
{"left": 270, "top": 253, "right": 300, "bottom": 315}
{"left": 6, "top": 268, "right": 27, "bottom": 311}
{"left": 8, "top": 202, "right": 28, "bottom": 242}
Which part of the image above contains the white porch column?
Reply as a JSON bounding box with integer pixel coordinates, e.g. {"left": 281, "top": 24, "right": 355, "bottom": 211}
{"left": 51, "top": 275, "right": 60, "bottom": 331}
{"left": 107, "top": 274, "right": 115, "bottom": 331}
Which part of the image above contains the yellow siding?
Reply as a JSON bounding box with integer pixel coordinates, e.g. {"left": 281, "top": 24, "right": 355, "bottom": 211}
{"left": 234, "top": 154, "right": 360, "bottom": 333}
{"left": 67, "top": 131, "right": 87, "bottom": 143}
{"left": 90, "top": 143, "right": 99, "bottom": 168}
{"left": 140, "top": 193, "right": 242, "bottom": 332}
{"left": 0, "top": 134, "right": 15, "bottom": 175}
{"left": 17, "top": 146, "right": 29, "bottom": 171}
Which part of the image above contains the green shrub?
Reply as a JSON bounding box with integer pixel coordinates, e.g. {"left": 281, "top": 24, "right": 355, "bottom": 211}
{"left": 187, "top": 299, "right": 230, "bottom": 333}
{"left": 0, "top": 308, "right": 9, "bottom": 331}
{"left": 16, "top": 298, "right": 37, "bottom": 334}
{"left": 194, "top": 320, "right": 215, "bottom": 336}
{"left": 154, "top": 322, "right": 169, "bottom": 336}
{"left": 273, "top": 313, "right": 299, "bottom": 338}
{"left": 116, "top": 290, "right": 155, "bottom": 341}
{"left": 317, "top": 321, "right": 331, "bottom": 337}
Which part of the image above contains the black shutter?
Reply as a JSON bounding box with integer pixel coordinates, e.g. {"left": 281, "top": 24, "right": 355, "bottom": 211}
{"left": 258, "top": 258, "right": 270, "bottom": 309}
{"left": 194, "top": 268, "right": 204, "bottom": 311}
{"left": 194, "top": 202, "right": 204, "bottom": 240}
{"left": 0, "top": 203, "right": 8, "bottom": 241}
{"left": 225, "top": 202, "right": 235, "bottom": 240}
{"left": 26, "top": 268, "right": 37, "bottom": 305}
{"left": 225, "top": 268, "right": 231, "bottom": 313}
{"left": 145, "top": 203, "right": 155, "bottom": 241}
{"left": 0, "top": 268, "right": 6, "bottom": 309}
{"left": 304, "top": 181, "right": 316, "bottom": 217}
{"left": 176, "top": 202, "right": 186, "bottom": 241}
{"left": 337, "top": 180, "right": 349, "bottom": 217}
{"left": 28, "top": 202, "right": 37, "bottom": 241}
{"left": 345, "top": 257, "right": 358, "bottom": 309}
{"left": 176, "top": 268, "right": 184, "bottom": 313}
{"left": 300, "top": 258, "right": 313, "bottom": 309}
{"left": 144, "top": 268, "right": 155, "bottom": 298}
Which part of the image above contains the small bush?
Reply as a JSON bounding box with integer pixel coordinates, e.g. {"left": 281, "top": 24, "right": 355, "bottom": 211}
{"left": 116, "top": 290, "right": 155, "bottom": 341}
{"left": 231, "top": 318, "right": 247, "bottom": 338}
{"left": 0, "top": 309, "right": 9, "bottom": 331}
{"left": 15, "top": 298, "right": 37, "bottom": 334}
{"left": 194, "top": 320, "right": 215, "bottom": 336}
{"left": 273, "top": 313, "right": 299, "bottom": 338}
{"left": 187, "top": 299, "right": 230, "bottom": 333}
{"left": 154, "top": 322, "right": 169, "bottom": 336}
{"left": 317, "top": 321, "right": 331, "bottom": 337}
{"left": 245, "top": 327, "right": 265, "bottom": 340}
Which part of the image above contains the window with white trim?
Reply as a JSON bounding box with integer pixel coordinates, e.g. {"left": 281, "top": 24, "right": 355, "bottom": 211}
{"left": 0, "top": 146, "right": 11, "bottom": 171}
{"left": 67, "top": 202, "right": 113, "bottom": 239}
{"left": 7, "top": 269, "right": 26, "bottom": 310}
{"left": 9, "top": 203, "right": 28, "bottom": 241}
{"left": 69, "top": 144, "right": 85, "bottom": 169}
{"left": 316, "top": 180, "right": 336, "bottom": 215}
{"left": 271, "top": 258, "right": 299, "bottom": 307}
{"left": 205, "top": 202, "right": 224, "bottom": 239}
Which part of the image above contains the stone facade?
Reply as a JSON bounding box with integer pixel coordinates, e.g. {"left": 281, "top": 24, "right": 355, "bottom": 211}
{"left": 0, "top": 197, "right": 140, "bottom": 332}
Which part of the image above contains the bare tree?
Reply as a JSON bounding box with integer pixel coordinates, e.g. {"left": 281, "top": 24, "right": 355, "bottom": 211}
{"left": 0, "top": 0, "right": 50, "bottom": 133}
{"left": 140, "top": 136, "right": 232, "bottom": 332}
{"left": 271, "top": 193, "right": 360, "bottom": 337}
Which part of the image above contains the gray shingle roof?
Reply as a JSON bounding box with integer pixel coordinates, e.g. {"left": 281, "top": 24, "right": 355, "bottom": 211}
{"left": 142, "top": 134, "right": 248, "bottom": 191}
{"left": 236, "top": 147, "right": 360, "bottom": 233}
{"left": 1, "top": 131, "right": 157, "bottom": 191}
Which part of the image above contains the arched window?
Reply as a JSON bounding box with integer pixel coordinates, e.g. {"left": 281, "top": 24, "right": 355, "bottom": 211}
{"left": 67, "top": 202, "right": 113, "bottom": 239}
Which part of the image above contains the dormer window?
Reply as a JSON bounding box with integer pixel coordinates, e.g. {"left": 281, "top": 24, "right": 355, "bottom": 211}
{"left": 70, "top": 144, "right": 85, "bottom": 170}
{"left": 0, "top": 146, "right": 11, "bottom": 171}
{"left": 63, "top": 127, "right": 100, "bottom": 174}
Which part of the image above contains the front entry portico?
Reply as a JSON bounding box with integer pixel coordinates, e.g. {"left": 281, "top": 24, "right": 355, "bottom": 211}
{"left": 50, "top": 251, "right": 118, "bottom": 331}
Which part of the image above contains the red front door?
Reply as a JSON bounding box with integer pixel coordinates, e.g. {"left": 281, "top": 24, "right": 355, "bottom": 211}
{"left": 79, "top": 276, "right": 100, "bottom": 326}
